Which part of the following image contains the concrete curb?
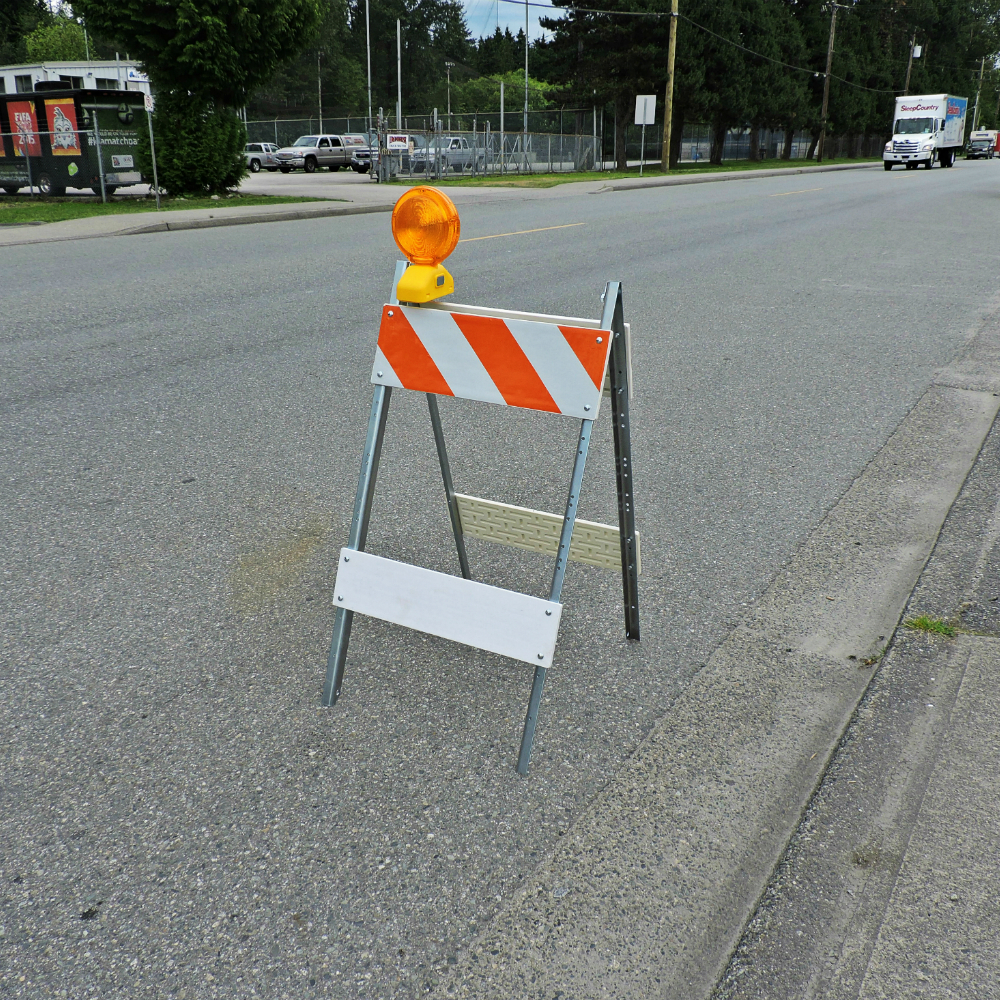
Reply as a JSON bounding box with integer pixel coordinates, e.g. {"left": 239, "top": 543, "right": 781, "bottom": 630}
{"left": 122, "top": 200, "right": 393, "bottom": 235}
{"left": 599, "top": 160, "right": 882, "bottom": 193}
{"left": 0, "top": 200, "right": 394, "bottom": 248}
{"left": 422, "top": 310, "right": 1000, "bottom": 1000}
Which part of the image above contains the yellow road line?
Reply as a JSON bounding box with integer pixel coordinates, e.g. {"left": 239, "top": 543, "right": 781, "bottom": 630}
{"left": 768, "top": 187, "right": 823, "bottom": 197}
{"left": 458, "top": 222, "right": 586, "bottom": 243}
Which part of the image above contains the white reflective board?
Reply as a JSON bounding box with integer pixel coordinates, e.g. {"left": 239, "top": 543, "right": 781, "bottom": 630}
{"left": 333, "top": 549, "right": 563, "bottom": 667}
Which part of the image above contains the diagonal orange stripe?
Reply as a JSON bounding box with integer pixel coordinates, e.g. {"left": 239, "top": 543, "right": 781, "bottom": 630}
{"left": 451, "top": 314, "right": 560, "bottom": 413}
{"left": 376, "top": 306, "right": 452, "bottom": 396}
{"left": 559, "top": 325, "right": 611, "bottom": 390}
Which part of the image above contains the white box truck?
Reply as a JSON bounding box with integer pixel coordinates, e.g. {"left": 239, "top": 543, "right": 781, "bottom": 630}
{"left": 883, "top": 94, "right": 968, "bottom": 170}
{"left": 966, "top": 129, "right": 997, "bottom": 159}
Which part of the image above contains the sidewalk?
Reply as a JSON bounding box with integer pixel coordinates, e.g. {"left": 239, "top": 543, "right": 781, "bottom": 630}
{"left": 419, "top": 308, "right": 1000, "bottom": 1000}
{"left": 718, "top": 399, "right": 1000, "bottom": 999}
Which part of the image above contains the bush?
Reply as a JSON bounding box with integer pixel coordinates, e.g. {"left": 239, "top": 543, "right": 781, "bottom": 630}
{"left": 136, "top": 91, "right": 247, "bottom": 195}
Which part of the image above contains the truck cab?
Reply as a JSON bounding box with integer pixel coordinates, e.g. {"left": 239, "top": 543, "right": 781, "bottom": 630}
{"left": 883, "top": 95, "right": 968, "bottom": 171}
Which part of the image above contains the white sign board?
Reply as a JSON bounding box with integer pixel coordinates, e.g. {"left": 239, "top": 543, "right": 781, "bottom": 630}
{"left": 333, "top": 549, "right": 563, "bottom": 666}
{"left": 143, "top": 93, "right": 154, "bottom": 112}
{"left": 387, "top": 133, "right": 409, "bottom": 150}
{"left": 635, "top": 95, "right": 656, "bottom": 126}
{"left": 126, "top": 67, "right": 149, "bottom": 83}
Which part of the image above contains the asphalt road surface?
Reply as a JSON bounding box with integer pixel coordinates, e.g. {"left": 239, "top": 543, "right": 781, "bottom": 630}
{"left": 3, "top": 162, "right": 999, "bottom": 998}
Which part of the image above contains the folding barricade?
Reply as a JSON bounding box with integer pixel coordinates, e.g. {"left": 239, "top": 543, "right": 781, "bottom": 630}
{"left": 323, "top": 235, "right": 640, "bottom": 775}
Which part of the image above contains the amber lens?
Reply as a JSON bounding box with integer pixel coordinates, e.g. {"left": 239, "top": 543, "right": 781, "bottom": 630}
{"left": 391, "top": 186, "right": 461, "bottom": 266}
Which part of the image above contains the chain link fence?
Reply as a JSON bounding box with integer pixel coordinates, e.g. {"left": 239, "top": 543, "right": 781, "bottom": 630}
{"left": 246, "top": 117, "right": 887, "bottom": 174}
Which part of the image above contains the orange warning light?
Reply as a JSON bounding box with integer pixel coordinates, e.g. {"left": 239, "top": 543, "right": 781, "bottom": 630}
{"left": 391, "top": 186, "right": 460, "bottom": 266}
{"left": 391, "top": 187, "right": 460, "bottom": 303}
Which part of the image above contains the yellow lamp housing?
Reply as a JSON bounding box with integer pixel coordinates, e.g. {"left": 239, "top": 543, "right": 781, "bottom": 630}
{"left": 395, "top": 263, "right": 455, "bottom": 303}
{"left": 390, "top": 187, "right": 460, "bottom": 303}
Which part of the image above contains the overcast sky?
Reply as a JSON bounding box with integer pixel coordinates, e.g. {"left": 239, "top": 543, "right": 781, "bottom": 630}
{"left": 462, "top": 0, "right": 558, "bottom": 44}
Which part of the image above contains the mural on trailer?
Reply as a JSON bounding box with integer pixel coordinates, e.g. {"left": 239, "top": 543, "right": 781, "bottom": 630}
{"left": 45, "top": 99, "right": 82, "bottom": 155}
{"left": 9, "top": 101, "right": 40, "bottom": 157}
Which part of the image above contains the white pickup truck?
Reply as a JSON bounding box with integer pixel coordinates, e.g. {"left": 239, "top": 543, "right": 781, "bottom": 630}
{"left": 883, "top": 94, "right": 968, "bottom": 170}
{"left": 966, "top": 129, "right": 997, "bottom": 159}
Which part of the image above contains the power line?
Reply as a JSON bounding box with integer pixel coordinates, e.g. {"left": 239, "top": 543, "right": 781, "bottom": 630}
{"left": 498, "top": 0, "right": 903, "bottom": 93}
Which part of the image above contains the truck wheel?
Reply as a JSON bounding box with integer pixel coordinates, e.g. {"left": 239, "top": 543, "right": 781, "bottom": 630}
{"left": 304, "top": 157, "right": 317, "bottom": 173}
{"left": 884, "top": 162, "right": 893, "bottom": 171}
{"left": 923, "top": 158, "right": 933, "bottom": 169}
{"left": 939, "top": 150, "right": 953, "bottom": 168}
{"left": 38, "top": 173, "right": 66, "bottom": 197}
{"left": 249, "top": 159, "right": 261, "bottom": 173}
{"left": 2, "top": 185, "right": 21, "bottom": 195}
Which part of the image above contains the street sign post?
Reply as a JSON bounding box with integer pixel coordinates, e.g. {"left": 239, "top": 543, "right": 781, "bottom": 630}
{"left": 143, "top": 93, "right": 160, "bottom": 210}
{"left": 635, "top": 94, "right": 656, "bottom": 176}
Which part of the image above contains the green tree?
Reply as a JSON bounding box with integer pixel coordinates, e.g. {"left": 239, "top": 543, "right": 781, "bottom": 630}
{"left": 25, "top": 16, "right": 88, "bottom": 61}
{"left": 74, "top": 0, "right": 324, "bottom": 105}
{"left": 248, "top": 0, "right": 366, "bottom": 119}
{"left": 473, "top": 27, "right": 524, "bottom": 75}
{"left": 75, "top": 0, "right": 324, "bottom": 192}
{"left": 137, "top": 90, "right": 247, "bottom": 194}
{"left": 342, "top": 0, "right": 471, "bottom": 118}
{"left": 0, "top": 0, "right": 50, "bottom": 63}
{"left": 451, "top": 71, "right": 554, "bottom": 115}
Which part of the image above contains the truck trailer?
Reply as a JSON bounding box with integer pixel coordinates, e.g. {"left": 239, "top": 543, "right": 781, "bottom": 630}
{"left": 0, "top": 87, "right": 146, "bottom": 196}
{"left": 883, "top": 94, "right": 968, "bottom": 170}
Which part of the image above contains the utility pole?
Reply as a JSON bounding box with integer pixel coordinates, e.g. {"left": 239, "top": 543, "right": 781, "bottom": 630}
{"left": 524, "top": 0, "right": 530, "bottom": 165}
{"left": 365, "top": 0, "right": 372, "bottom": 134}
{"left": 660, "top": 0, "right": 678, "bottom": 171}
{"left": 445, "top": 61, "right": 455, "bottom": 129}
{"left": 816, "top": 3, "right": 838, "bottom": 164}
{"left": 396, "top": 20, "right": 402, "bottom": 129}
{"left": 317, "top": 50, "right": 323, "bottom": 133}
{"left": 972, "top": 56, "right": 986, "bottom": 130}
{"left": 903, "top": 32, "right": 917, "bottom": 96}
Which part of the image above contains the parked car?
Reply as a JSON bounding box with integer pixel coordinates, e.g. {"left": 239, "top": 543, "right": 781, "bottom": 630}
{"left": 244, "top": 142, "right": 280, "bottom": 172}
{"left": 275, "top": 135, "right": 353, "bottom": 173}
{"left": 343, "top": 133, "right": 373, "bottom": 173}
{"left": 410, "top": 135, "right": 484, "bottom": 173}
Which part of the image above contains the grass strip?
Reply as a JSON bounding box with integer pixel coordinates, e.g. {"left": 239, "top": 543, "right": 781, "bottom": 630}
{"left": 389, "top": 157, "right": 881, "bottom": 189}
{"left": 0, "top": 194, "right": 329, "bottom": 226}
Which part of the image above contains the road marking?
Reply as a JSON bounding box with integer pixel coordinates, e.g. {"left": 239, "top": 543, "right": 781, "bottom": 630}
{"left": 769, "top": 187, "right": 823, "bottom": 197}
{"left": 458, "top": 223, "right": 586, "bottom": 243}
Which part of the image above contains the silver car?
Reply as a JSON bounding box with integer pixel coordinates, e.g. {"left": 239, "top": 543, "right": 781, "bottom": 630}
{"left": 244, "top": 142, "right": 280, "bottom": 172}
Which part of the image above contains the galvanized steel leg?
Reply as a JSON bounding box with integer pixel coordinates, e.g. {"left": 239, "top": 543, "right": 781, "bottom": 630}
{"left": 427, "top": 393, "right": 471, "bottom": 580}
{"left": 322, "top": 384, "right": 393, "bottom": 705}
{"left": 517, "top": 417, "right": 594, "bottom": 775}
{"left": 603, "top": 282, "right": 640, "bottom": 641}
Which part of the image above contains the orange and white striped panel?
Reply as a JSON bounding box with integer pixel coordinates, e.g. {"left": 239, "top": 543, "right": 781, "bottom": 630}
{"left": 371, "top": 304, "right": 612, "bottom": 419}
